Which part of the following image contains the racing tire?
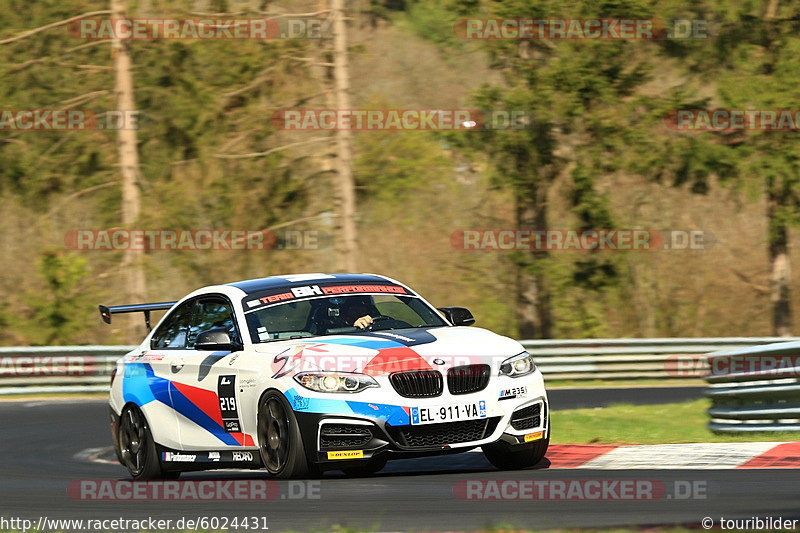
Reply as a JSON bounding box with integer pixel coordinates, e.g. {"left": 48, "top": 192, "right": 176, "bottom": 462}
{"left": 118, "top": 404, "right": 169, "bottom": 480}
{"left": 257, "top": 391, "right": 319, "bottom": 479}
{"left": 341, "top": 456, "right": 388, "bottom": 477}
{"left": 482, "top": 430, "right": 549, "bottom": 471}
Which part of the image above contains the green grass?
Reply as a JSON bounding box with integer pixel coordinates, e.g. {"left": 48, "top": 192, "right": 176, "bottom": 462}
{"left": 545, "top": 378, "right": 707, "bottom": 388}
{"left": 551, "top": 398, "right": 799, "bottom": 444}
{"left": 0, "top": 392, "right": 106, "bottom": 401}
{"left": 245, "top": 526, "right": 723, "bottom": 533}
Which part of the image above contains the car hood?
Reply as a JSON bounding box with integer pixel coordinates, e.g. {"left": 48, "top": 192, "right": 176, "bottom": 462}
{"left": 251, "top": 326, "right": 524, "bottom": 375}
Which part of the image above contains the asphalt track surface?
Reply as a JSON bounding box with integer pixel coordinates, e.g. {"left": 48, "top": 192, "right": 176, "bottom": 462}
{"left": 2, "top": 388, "right": 799, "bottom": 531}
{"left": 550, "top": 385, "right": 705, "bottom": 410}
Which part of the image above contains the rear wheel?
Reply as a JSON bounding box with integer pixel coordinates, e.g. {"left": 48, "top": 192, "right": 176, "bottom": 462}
{"left": 257, "top": 391, "right": 318, "bottom": 479}
{"left": 118, "top": 405, "right": 171, "bottom": 479}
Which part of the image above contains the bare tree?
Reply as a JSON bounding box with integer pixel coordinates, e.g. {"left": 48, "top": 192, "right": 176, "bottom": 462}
{"left": 764, "top": 0, "right": 792, "bottom": 336}
{"left": 111, "top": 0, "right": 146, "bottom": 341}
{"left": 330, "top": 0, "right": 357, "bottom": 272}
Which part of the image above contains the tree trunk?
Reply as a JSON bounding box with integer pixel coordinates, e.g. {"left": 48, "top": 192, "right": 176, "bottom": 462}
{"left": 112, "top": 0, "right": 146, "bottom": 341}
{"left": 763, "top": 1, "right": 791, "bottom": 336}
{"left": 516, "top": 184, "right": 552, "bottom": 339}
{"left": 767, "top": 187, "right": 792, "bottom": 336}
{"left": 331, "top": 0, "right": 357, "bottom": 272}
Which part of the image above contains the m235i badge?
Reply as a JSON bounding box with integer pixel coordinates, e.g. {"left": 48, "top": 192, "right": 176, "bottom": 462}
{"left": 499, "top": 386, "right": 527, "bottom": 400}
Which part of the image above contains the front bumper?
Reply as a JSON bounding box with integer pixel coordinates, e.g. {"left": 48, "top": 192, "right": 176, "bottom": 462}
{"left": 294, "top": 397, "right": 549, "bottom": 467}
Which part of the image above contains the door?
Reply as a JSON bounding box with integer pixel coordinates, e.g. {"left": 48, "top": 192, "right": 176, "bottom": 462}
{"left": 127, "top": 299, "right": 195, "bottom": 450}
{"left": 170, "top": 296, "right": 252, "bottom": 449}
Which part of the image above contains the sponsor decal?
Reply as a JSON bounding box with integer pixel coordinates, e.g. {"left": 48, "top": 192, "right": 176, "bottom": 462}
{"left": 239, "top": 377, "right": 257, "bottom": 388}
{"left": 327, "top": 450, "right": 364, "bottom": 460}
{"left": 372, "top": 331, "right": 418, "bottom": 343}
{"left": 524, "top": 431, "right": 544, "bottom": 442}
{"left": 161, "top": 451, "right": 254, "bottom": 463}
{"left": 217, "top": 375, "right": 241, "bottom": 433}
{"left": 162, "top": 452, "right": 197, "bottom": 462}
{"left": 369, "top": 329, "right": 438, "bottom": 346}
{"left": 499, "top": 386, "right": 527, "bottom": 400}
{"left": 137, "top": 353, "right": 166, "bottom": 361}
{"left": 321, "top": 284, "right": 407, "bottom": 295}
{"left": 247, "top": 283, "right": 410, "bottom": 311}
{"left": 232, "top": 451, "right": 254, "bottom": 462}
{"left": 293, "top": 396, "right": 310, "bottom": 410}
{"left": 271, "top": 344, "right": 309, "bottom": 379}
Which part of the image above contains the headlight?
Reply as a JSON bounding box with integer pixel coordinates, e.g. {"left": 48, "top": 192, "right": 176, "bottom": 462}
{"left": 294, "top": 372, "right": 379, "bottom": 393}
{"left": 499, "top": 352, "right": 537, "bottom": 378}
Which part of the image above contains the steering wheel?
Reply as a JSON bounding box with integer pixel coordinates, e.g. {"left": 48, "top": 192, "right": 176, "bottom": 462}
{"left": 367, "top": 315, "right": 393, "bottom": 330}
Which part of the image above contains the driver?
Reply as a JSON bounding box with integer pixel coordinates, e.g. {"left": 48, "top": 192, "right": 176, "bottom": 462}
{"left": 339, "top": 297, "right": 375, "bottom": 329}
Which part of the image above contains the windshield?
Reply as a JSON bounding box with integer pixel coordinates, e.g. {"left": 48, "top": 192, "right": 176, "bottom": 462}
{"left": 244, "top": 294, "right": 447, "bottom": 343}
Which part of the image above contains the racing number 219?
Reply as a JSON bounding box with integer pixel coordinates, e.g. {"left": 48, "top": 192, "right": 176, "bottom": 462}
{"left": 220, "top": 397, "right": 236, "bottom": 411}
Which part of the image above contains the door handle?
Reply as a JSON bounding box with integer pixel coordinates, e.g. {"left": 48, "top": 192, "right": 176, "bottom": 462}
{"left": 171, "top": 359, "right": 185, "bottom": 372}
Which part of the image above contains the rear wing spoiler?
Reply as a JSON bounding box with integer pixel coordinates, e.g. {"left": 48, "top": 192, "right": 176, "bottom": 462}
{"left": 99, "top": 301, "right": 177, "bottom": 331}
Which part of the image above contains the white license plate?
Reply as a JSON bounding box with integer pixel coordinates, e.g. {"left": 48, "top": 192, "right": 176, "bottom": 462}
{"left": 410, "top": 401, "right": 487, "bottom": 425}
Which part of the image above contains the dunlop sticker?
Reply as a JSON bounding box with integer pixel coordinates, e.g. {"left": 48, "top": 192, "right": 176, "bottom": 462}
{"left": 326, "top": 450, "right": 364, "bottom": 460}
{"left": 524, "top": 431, "right": 544, "bottom": 442}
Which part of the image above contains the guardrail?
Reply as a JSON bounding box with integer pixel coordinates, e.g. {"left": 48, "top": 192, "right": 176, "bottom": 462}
{"left": 0, "top": 346, "right": 134, "bottom": 395}
{"left": 522, "top": 337, "right": 800, "bottom": 380}
{"left": 704, "top": 341, "right": 800, "bottom": 432}
{"left": 1, "top": 338, "right": 799, "bottom": 395}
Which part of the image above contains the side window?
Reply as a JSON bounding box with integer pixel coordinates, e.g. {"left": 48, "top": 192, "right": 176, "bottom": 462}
{"left": 150, "top": 301, "right": 194, "bottom": 349}
{"left": 186, "top": 298, "right": 238, "bottom": 348}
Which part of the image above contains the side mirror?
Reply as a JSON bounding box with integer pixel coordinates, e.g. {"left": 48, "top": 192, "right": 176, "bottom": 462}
{"left": 195, "top": 328, "right": 241, "bottom": 351}
{"left": 437, "top": 307, "right": 476, "bottom": 327}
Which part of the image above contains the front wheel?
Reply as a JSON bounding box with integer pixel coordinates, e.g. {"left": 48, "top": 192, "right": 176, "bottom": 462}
{"left": 482, "top": 433, "right": 549, "bottom": 470}
{"left": 257, "top": 391, "right": 318, "bottom": 479}
{"left": 118, "top": 405, "right": 171, "bottom": 479}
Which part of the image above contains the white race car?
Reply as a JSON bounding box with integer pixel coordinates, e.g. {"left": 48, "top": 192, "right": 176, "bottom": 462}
{"left": 103, "top": 273, "right": 549, "bottom": 479}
